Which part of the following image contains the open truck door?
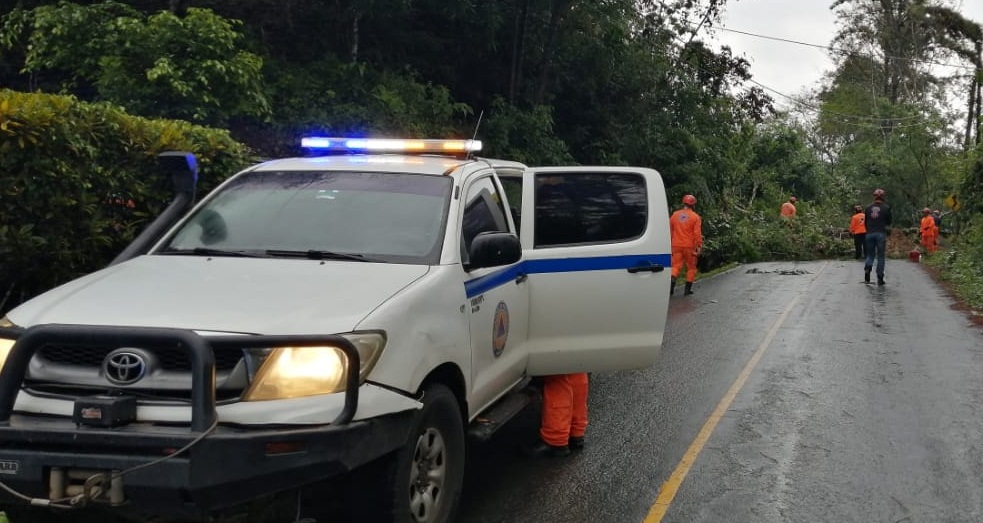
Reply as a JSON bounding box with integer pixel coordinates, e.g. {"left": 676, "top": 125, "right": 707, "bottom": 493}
{"left": 519, "top": 166, "right": 671, "bottom": 375}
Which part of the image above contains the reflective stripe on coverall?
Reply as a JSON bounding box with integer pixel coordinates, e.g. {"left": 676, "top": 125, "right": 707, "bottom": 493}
{"left": 540, "top": 373, "right": 589, "bottom": 447}
{"left": 670, "top": 207, "right": 702, "bottom": 283}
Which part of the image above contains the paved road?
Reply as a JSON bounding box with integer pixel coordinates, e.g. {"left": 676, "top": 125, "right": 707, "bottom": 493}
{"left": 458, "top": 259, "right": 983, "bottom": 522}
{"left": 8, "top": 259, "right": 983, "bottom": 522}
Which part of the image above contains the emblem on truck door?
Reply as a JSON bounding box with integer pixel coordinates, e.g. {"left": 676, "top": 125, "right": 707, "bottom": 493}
{"left": 103, "top": 350, "right": 148, "bottom": 385}
{"left": 492, "top": 301, "right": 510, "bottom": 357}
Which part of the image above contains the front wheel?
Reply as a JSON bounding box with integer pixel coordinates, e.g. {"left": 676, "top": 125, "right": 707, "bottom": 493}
{"left": 351, "top": 383, "right": 465, "bottom": 523}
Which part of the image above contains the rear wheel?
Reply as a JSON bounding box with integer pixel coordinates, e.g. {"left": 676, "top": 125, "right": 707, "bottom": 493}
{"left": 350, "top": 383, "right": 465, "bottom": 523}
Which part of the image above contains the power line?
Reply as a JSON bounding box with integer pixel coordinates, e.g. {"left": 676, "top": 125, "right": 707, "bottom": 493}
{"left": 670, "top": 33, "right": 938, "bottom": 128}
{"left": 743, "top": 76, "right": 941, "bottom": 130}
{"left": 715, "top": 25, "right": 977, "bottom": 71}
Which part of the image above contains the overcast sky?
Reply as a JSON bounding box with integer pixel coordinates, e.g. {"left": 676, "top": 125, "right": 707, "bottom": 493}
{"left": 710, "top": 0, "right": 983, "bottom": 105}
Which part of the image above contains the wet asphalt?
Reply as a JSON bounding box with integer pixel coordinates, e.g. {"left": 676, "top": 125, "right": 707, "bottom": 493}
{"left": 458, "top": 259, "right": 983, "bottom": 522}
{"left": 8, "top": 259, "right": 983, "bottom": 522}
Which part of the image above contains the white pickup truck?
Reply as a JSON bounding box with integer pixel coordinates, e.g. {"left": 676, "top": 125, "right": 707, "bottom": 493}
{"left": 0, "top": 138, "right": 670, "bottom": 522}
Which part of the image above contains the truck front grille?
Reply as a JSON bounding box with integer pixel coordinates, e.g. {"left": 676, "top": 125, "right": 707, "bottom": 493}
{"left": 38, "top": 344, "right": 244, "bottom": 371}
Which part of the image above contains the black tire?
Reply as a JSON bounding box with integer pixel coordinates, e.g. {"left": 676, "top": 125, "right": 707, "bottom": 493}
{"left": 350, "top": 383, "right": 466, "bottom": 523}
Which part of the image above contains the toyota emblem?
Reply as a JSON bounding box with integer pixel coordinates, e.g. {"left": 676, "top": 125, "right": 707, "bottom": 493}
{"left": 103, "top": 351, "right": 148, "bottom": 385}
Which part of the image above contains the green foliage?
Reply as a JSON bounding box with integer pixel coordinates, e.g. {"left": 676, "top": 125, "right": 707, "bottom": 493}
{"left": 700, "top": 204, "right": 851, "bottom": 270}
{"left": 925, "top": 144, "right": 983, "bottom": 310}
{"left": 2, "top": 0, "right": 975, "bottom": 302}
{"left": 815, "top": 0, "right": 975, "bottom": 226}
{"left": 0, "top": 2, "right": 269, "bottom": 126}
{"left": 920, "top": 141, "right": 983, "bottom": 311}
{"left": 243, "top": 60, "right": 476, "bottom": 157}
{"left": 480, "top": 99, "right": 574, "bottom": 165}
{"left": 927, "top": 223, "right": 983, "bottom": 310}
{"left": 0, "top": 89, "right": 252, "bottom": 314}
{"left": 0, "top": 1, "right": 140, "bottom": 88}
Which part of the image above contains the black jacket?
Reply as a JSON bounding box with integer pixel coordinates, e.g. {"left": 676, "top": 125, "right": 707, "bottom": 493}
{"left": 864, "top": 200, "right": 893, "bottom": 234}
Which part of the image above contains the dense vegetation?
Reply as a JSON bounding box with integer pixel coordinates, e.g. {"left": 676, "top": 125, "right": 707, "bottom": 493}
{"left": 0, "top": 89, "right": 252, "bottom": 311}
{"left": 1, "top": 0, "right": 982, "bottom": 314}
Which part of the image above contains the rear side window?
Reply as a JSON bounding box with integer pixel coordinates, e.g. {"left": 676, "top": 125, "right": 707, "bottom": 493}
{"left": 534, "top": 173, "right": 646, "bottom": 248}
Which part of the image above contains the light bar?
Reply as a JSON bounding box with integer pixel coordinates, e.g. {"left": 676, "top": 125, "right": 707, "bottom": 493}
{"left": 301, "top": 137, "right": 482, "bottom": 154}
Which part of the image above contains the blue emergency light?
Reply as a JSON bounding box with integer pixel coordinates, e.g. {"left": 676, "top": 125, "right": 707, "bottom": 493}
{"left": 300, "top": 137, "right": 482, "bottom": 154}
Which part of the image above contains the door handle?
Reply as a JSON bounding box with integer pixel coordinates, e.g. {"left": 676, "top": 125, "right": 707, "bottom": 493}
{"left": 515, "top": 273, "right": 528, "bottom": 284}
{"left": 627, "top": 264, "right": 664, "bottom": 274}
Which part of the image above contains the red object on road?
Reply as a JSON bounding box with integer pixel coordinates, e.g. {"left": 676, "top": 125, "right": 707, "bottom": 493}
{"left": 909, "top": 249, "right": 921, "bottom": 263}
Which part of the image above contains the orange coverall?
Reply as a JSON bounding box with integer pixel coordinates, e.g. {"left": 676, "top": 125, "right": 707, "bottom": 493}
{"left": 849, "top": 211, "right": 867, "bottom": 259}
{"left": 920, "top": 215, "right": 938, "bottom": 253}
{"left": 849, "top": 212, "right": 866, "bottom": 235}
{"left": 780, "top": 202, "right": 796, "bottom": 217}
{"left": 540, "top": 373, "right": 588, "bottom": 447}
{"left": 669, "top": 207, "right": 703, "bottom": 283}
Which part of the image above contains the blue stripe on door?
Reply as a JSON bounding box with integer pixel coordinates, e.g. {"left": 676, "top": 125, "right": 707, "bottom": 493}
{"left": 463, "top": 253, "right": 671, "bottom": 298}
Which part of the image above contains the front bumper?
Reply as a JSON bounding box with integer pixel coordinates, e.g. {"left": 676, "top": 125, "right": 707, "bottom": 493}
{"left": 0, "top": 324, "right": 417, "bottom": 515}
{"left": 0, "top": 410, "right": 415, "bottom": 514}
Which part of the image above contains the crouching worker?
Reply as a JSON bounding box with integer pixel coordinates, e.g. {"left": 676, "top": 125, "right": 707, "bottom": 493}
{"left": 522, "top": 373, "right": 589, "bottom": 457}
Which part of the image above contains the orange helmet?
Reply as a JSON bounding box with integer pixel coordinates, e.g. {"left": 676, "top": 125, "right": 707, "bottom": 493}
{"left": 872, "top": 188, "right": 885, "bottom": 199}
{"left": 682, "top": 194, "right": 697, "bottom": 206}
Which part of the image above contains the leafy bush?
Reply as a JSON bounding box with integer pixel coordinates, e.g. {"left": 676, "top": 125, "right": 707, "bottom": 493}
{"left": 927, "top": 222, "right": 983, "bottom": 310}
{"left": 0, "top": 89, "right": 253, "bottom": 314}
{"left": 0, "top": 3, "right": 269, "bottom": 126}
{"left": 699, "top": 204, "right": 852, "bottom": 271}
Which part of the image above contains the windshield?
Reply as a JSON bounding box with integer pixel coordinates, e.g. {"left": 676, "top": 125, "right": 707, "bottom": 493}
{"left": 157, "top": 170, "right": 452, "bottom": 264}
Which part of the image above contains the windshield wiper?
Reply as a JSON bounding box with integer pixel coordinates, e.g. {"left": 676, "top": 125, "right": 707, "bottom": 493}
{"left": 156, "top": 247, "right": 269, "bottom": 258}
{"left": 264, "top": 249, "right": 378, "bottom": 262}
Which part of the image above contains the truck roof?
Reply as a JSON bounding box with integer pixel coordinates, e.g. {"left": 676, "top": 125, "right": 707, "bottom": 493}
{"left": 245, "top": 136, "right": 526, "bottom": 177}
{"left": 250, "top": 154, "right": 481, "bottom": 176}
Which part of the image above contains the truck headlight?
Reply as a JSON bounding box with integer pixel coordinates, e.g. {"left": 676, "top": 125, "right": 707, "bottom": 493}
{"left": 0, "top": 316, "right": 18, "bottom": 374}
{"left": 0, "top": 338, "right": 13, "bottom": 374}
{"left": 242, "top": 332, "right": 385, "bottom": 401}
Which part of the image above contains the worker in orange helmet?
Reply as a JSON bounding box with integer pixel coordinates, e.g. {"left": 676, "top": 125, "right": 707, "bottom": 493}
{"left": 780, "top": 196, "right": 797, "bottom": 218}
{"left": 669, "top": 194, "right": 703, "bottom": 296}
{"left": 848, "top": 204, "right": 866, "bottom": 259}
{"left": 919, "top": 207, "right": 938, "bottom": 254}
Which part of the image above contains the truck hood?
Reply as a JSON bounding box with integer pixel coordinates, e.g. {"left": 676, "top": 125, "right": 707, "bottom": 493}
{"left": 8, "top": 255, "right": 430, "bottom": 334}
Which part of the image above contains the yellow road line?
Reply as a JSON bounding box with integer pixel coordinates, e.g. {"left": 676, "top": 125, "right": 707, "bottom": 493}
{"left": 643, "top": 261, "right": 828, "bottom": 522}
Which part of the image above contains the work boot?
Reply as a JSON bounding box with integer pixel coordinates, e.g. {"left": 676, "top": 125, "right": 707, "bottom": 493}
{"left": 569, "top": 436, "right": 585, "bottom": 451}
{"left": 864, "top": 268, "right": 871, "bottom": 284}
{"left": 669, "top": 277, "right": 676, "bottom": 296}
{"left": 877, "top": 275, "right": 885, "bottom": 286}
{"left": 521, "top": 440, "right": 570, "bottom": 458}
{"left": 684, "top": 282, "right": 694, "bottom": 295}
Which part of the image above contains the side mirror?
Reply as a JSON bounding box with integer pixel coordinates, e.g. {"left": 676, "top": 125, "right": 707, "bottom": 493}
{"left": 468, "top": 231, "right": 521, "bottom": 270}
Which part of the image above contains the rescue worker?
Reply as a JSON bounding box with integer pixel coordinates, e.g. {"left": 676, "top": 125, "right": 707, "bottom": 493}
{"left": 522, "top": 373, "right": 589, "bottom": 457}
{"left": 919, "top": 207, "right": 938, "bottom": 254}
{"left": 863, "top": 188, "right": 893, "bottom": 285}
{"left": 669, "top": 194, "right": 703, "bottom": 296}
{"left": 849, "top": 204, "right": 866, "bottom": 260}
{"left": 780, "top": 196, "right": 797, "bottom": 218}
